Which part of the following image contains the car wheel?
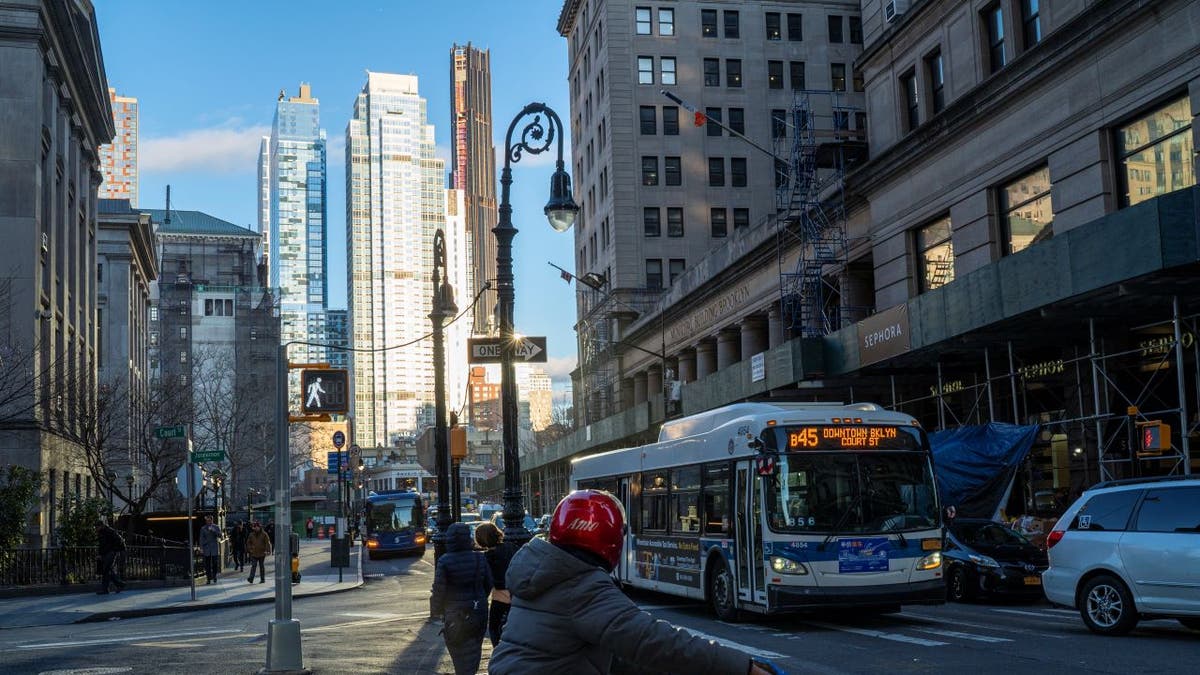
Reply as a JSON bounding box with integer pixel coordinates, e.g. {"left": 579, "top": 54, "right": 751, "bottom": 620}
{"left": 1178, "top": 618, "right": 1200, "bottom": 631}
{"left": 1079, "top": 575, "right": 1138, "bottom": 636}
{"left": 948, "top": 566, "right": 971, "bottom": 603}
{"left": 708, "top": 560, "right": 740, "bottom": 622}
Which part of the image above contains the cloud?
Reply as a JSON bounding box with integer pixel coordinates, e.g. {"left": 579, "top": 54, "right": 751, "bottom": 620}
{"left": 543, "top": 355, "right": 577, "bottom": 380}
{"left": 141, "top": 124, "right": 270, "bottom": 173}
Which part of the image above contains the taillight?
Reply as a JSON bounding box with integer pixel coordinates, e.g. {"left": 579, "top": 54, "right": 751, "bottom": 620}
{"left": 1046, "top": 530, "right": 1065, "bottom": 549}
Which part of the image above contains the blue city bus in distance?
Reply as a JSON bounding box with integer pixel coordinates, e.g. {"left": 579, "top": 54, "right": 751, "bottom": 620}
{"left": 365, "top": 490, "right": 427, "bottom": 559}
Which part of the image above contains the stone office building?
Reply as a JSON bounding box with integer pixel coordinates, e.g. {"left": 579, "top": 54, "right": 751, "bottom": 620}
{"left": 489, "top": 0, "right": 1199, "bottom": 516}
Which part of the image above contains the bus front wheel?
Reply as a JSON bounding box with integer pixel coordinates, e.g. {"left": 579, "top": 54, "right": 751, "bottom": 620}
{"left": 709, "top": 560, "right": 740, "bottom": 622}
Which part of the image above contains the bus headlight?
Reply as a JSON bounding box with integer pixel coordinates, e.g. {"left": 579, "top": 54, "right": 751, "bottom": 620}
{"left": 769, "top": 556, "right": 808, "bottom": 575}
{"left": 916, "top": 552, "right": 942, "bottom": 570}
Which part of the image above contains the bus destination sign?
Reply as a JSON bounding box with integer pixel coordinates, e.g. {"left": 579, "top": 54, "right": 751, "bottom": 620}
{"left": 785, "top": 426, "right": 915, "bottom": 450}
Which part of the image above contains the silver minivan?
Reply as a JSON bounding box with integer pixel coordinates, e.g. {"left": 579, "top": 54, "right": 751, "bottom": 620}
{"left": 1042, "top": 476, "right": 1200, "bottom": 635}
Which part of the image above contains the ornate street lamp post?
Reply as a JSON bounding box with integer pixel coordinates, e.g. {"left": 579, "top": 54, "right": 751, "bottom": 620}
{"left": 496, "top": 103, "right": 579, "bottom": 549}
{"left": 430, "top": 229, "right": 457, "bottom": 561}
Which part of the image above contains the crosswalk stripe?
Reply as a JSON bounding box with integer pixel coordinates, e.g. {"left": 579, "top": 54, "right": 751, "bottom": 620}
{"left": 901, "top": 611, "right": 1069, "bottom": 639}
{"left": 678, "top": 627, "right": 787, "bottom": 659}
{"left": 806, "top": 621, "right": 947, "bottom": 647}
{"left": 992, "top": 608, "right": 1076, "bottom": 621}
{"left": 909, "top": 627, "right": 1012, "bottom": 643}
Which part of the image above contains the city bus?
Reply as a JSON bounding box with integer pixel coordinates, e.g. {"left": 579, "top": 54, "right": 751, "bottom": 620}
{"left": 571, "top": 402, "right": 944, "bottom": 619}
{"left": 364, "top": 490, "right": 427, "bottom": 559}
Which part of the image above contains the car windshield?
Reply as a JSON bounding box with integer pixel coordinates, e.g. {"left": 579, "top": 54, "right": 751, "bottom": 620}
{"left": 765, "top": 450, "right": 939, "bottom": 534}
{"left": 459, "top": 513, "right": 480, "bottom": 523}
{"left": 368, "top": 500, "right": 418, "bottom": 534}
{"left": 953, "top": 521, "right": 1031, "bottom": 547}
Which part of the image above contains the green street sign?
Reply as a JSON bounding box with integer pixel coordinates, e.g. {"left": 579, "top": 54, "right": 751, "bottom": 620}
{"left": 190, "top": 450, "right": 226, "bottom": 463}
{"left": 155, "top": 425, "right": 187, "bottom": 439}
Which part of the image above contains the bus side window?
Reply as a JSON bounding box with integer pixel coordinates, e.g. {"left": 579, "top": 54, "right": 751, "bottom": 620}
{"left": 702, "top": 462, "right": 730, "bottom": 535}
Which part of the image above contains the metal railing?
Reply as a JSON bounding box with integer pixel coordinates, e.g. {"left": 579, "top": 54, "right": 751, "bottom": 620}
{"left": 0, "top": 542, "right": 198, "bottom": 588}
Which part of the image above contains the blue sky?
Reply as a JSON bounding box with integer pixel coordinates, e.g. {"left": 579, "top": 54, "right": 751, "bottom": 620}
{"left": 94, "top": 1, "right": 579, "bottom": 382}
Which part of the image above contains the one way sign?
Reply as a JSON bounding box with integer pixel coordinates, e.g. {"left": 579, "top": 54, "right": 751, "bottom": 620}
{"left": 468, "top": 336, "right": 548, "bottom": 363}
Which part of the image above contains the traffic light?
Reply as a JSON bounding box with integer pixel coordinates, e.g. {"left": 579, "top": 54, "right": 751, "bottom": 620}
{"left": 1138, "top": 421, "right": 1170, "bottom": 456}
{"left": 450, "top": 427, "right": 467, "bottom": 461}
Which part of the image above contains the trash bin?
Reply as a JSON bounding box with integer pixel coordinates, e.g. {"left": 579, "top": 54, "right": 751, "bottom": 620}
{"left": 289, "top": 531, "right": 301, "bottom": 584}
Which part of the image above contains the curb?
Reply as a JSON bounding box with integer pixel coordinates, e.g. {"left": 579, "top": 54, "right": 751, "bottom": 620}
{"left": 75, "top": 577, "right": 365, "bottom": 623}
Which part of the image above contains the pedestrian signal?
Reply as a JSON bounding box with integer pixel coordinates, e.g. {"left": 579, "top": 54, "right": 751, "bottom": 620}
{"left": 301, "top": 369, "right": 349, "bottom": 415}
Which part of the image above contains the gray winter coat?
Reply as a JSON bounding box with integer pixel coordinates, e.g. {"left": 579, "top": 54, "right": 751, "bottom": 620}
{"left": 199, "top": 523, "right": 222, "bottom": 556}
{"left": 487, "top": 537, "right": 750, "bottom": 675}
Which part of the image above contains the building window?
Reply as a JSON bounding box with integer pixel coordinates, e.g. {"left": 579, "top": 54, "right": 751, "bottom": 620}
{"left": 638, "top": 56, "right": 655, "bottom": 84}
{"left": 765, "top": 13, "right": 781, "bottom": 40}
{"left": 901, "top": 71, "right": 919, "bottom": 132}
{"left": 733, "top": 208, "right": 750, "bottom": 229}
{"left": 728, "top": 108, "right": 745, "bottom": 135}
{"left": 831, "top": 63, "right": 846, "bottom": 92}
{"left": 703, "top": 58, "right": 720, "bottom": 86}
{"left": 664, "top": 156, "right": 682, "bottom": 186}
{"left": 1117, "top": 96, "right": 1195, "bottom": 207}
{"left": 667, "top": 208, "right": 684, "bottom": 237}
{"left": 660, "top": 57, "right": 676, "bottom": 85}
{"left": 669, "top": 259, "right": 686, "bottom": 284}
{"left": 984, "top": 5, "right": 1006, "bottom": 74}
{"left": 711, "top": 208, "right": 728, "bottom": 237}
{"left": 852, "top": 67, "right": 865, "bottom": 92}
{"left": 787, "top": 13, "right": 803, "bottom": 41}
{"left": 916, "top": 217, "right": 955, "bottom": 292}
{"left": 724, "top": 10, "right": 739, "bottom": 38}
{"left": 768, "top": 60, "right": 783, "bottom": 89}
{"left": 701, "top": 8, "right": 717, "bottom": 37}
{"left": 644, "top": 208, "right": 661, "bottom": 237}
{"left": 726, "top": 59, "right": 742, "bottom": 87}
{"left": 730, "top": 158, "right": 747, "bottom": 187}
{"left": 849, "top": 16, "right": 863, "bottom": 44}
{"left": 635, "top": 7, "right": 652, "bottom": 35}
{"left": 1001, "top": 165, "right": 1054, "bottom": 254}
{"left": 659, "top": 8, "right": 675, "bottom": 36}
{"left": 1021, "top": 0, "right": 1041, "bottom": 48}
{"left": 708, "top": 158, "right": 725, "bottom": 186}
{"left": 828, "top": 15, "right": 843, "bottom": 43}
{"left": 855, "top": 111, "right": 867, "bottom": 137}
{"left": 771, "top": 109, "right": 787, "bottom": 138}
{"left": 790, "top": 61, "right": 805, "bottom": 90}
{"left": 705, "top": 107, "right": 722, "bottom": 137}
{"left": 641, "top": 156, "right": 659, "bottom": 186}
{"left": 640, "top": 106, "right": 657, "bottom": 134}
{"left": 663, "top": 106, "right": 679, "bottom": 135}
{"left": 204, "top": 299, "right": 213, "bottom": 316}
{"left": 646, "top": 259, "right": 663, "bottom": 289}
{"left": 926, "top": 51, "right": 945, "bottom": 114}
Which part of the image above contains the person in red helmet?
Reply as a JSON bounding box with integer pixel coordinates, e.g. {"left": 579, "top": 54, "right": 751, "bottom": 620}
{"left": 488, "top": 490, "right": 781, "bottom": 675}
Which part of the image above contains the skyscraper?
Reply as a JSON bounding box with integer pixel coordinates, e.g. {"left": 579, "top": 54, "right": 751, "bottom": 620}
{"left": 450, "top": 43, "right": 498, "bottom": 336}
{"left": 98, "top": 88, "right": 138, "bottom": 205}
{"left": 260, "top": 83, "right": 328, "bottom": 366}
{"left": 346, "top": 73, "right": 448, "bottom": 446}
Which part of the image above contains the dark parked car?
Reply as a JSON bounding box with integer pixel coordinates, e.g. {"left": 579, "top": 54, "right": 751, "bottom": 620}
{"left": 945, "top": 518, "right": 1048, "bottom": 602}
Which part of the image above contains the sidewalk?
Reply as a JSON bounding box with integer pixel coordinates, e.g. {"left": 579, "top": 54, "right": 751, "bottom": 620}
{"left": 0, "top": 539, "right": 362, "bottom": 630}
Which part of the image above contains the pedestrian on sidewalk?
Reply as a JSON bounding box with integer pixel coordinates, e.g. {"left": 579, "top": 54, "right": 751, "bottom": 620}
{"left": 488, "top": 490, "right": 780, "bottom": 675}
{"left": 95, "top": 520, "right": 126, "bottom": 595}
{"left": 230, "top": 521, "right": 247, "bottom": 572}
{"left": 475, "top": 522, "right": 513, "bottom": 647}
{"left": 246, "top": 520, "right": 272, "bottom": 584}
{"left": 430, "top": 522, "right": 493, "bottom": 675}
{"left": 305, "top": 516, "right": 314, "bottom": 540}
{"left": 199, "top": 516, "right": 222, "bottom": 584}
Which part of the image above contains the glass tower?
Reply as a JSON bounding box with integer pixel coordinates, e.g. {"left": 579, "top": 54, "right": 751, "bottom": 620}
{"left": 347, "top": 73, "right": 447, "bottom": 446}
{"left": 260, "top": 83, "right": 328, "bottom": 367}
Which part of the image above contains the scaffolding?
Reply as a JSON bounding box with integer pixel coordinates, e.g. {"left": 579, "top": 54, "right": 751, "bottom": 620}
{"left": 774, "top": 89, "right": 865, "bottom": 337}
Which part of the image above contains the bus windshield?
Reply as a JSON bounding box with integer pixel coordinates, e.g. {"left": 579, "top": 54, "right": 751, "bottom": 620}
{"left": 368, "top": 498, "right": 421, "bottom": 534}
{"left": 765, "top": 431, "right": 938, "bottom": 534}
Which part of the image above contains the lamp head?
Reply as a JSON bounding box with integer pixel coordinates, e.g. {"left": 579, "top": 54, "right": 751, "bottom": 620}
{"left": 544, "top": 164, "right": 579, "bottom": 233}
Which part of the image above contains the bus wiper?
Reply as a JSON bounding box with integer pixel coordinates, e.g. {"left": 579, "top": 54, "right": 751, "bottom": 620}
{"left": 819, "top": 489, "right": 869, "bottom": 551}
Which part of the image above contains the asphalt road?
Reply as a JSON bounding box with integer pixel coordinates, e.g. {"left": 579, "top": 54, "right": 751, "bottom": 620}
{"left": 0, "top": 547, "right": 1195, "bottom": 674}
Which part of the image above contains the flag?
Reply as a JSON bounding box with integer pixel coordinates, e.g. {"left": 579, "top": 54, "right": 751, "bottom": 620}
{"left": 561, "top": 269, "right": 573, "bottom": 284}
{"left": 694, "top": 111, "right": 707, "bottom": 127}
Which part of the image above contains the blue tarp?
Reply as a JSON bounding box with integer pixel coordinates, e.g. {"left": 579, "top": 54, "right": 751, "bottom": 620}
{"left": 929, "top": 423, "right": 1040, "bottom": 519}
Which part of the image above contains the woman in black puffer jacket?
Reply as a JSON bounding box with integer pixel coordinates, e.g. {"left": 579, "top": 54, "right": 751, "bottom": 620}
{"left": 431, "top": 522, "right": 493, "bottom": 675}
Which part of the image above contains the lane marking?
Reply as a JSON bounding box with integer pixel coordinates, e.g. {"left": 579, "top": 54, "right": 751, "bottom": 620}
{"left": 339, "top": 612, "right": 402, "bottom": 619}
{"left": 806, "top": 621, "right": 947, "bottom": 647}
{"left": 1041, "top": 608, "right": 1080, "bottom": 615}
{"left": 305, "top": 612, "right": 431, "bottom": 633}
{"left": 18, "top": 629, "right": 243, "bottom": 650}
{"left": 909, "top": 627, "right": 1013, "bottom": 643}
{"left": 636, "top": 603, "right": 700, "bottom": 611}
{"left": 39, "top": 669, "right": 133, "bottom": 675}
{"left": 900, "top": 611, "right": 1069, "bottom": 639}
{"left": 678, "top": 627, "right": 787, "bottom": 659}
{"left": 991, "top": 608, "right": 1076, "bottom": 621}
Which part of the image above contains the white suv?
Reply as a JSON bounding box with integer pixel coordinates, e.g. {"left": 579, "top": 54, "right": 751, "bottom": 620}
{"left": 1042, "top": 476, "right": 1200, "bottom": 635}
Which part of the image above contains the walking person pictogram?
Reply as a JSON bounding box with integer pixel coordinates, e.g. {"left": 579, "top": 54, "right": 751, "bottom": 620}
{"left": 305, "top": 377, "right": 325, "bottom": 408}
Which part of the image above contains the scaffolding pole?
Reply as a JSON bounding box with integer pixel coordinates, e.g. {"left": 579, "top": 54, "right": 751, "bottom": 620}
{"left": 984, "top": 347, "right": 995, "bottom": 423}
{"left": 1173, "top": 296, "right": 1191, "bottom": 475}
{"left": 1008, "top": 341, "right": 1020, "bottom": 424}
{"left": 936, "top": 361, "right": 946, "bottom": 431}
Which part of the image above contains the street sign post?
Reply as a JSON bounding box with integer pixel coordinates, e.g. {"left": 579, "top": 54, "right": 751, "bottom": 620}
{"left": 155, "top": 425, "right": 187, "bottom": 439}
{"left": 468, "top": 336, "right": 547, "bottom": 363}
{"left": 190, "top": 449, "right": 226, "bottom": 463}
{"left": 332, "top": 430, "right": 346, "bottom": 449}
{"left": 300, "top": 369, "right": 349, "bottom": 414}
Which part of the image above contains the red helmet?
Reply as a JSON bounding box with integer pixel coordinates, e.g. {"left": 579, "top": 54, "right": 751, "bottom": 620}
{"left": 548, "top": 489, "right": 626, "bottom": 570}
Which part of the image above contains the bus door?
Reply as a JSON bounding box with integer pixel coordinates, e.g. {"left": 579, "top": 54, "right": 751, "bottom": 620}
{"left": 734, "top": 462, "right": 768, "bottom": 607}
{"left": 617, "top": 477, "right": 631, "bottom": 583}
